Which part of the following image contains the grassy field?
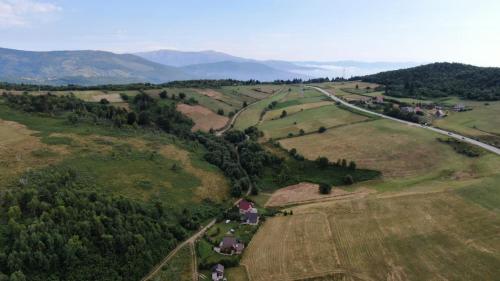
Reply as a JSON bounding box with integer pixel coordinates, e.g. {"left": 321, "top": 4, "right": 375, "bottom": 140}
{"left": 259, "top": 104, "right": 370, "bottom": 139}
{"left": 233, "top": 87, "right": 287, "bottom": 130}
{"left": 0, "top": 101, "right": 230, "bottom": 206}
{"left": 280, "top": 118, "right": 500, "bottom": 192}
{"left": 433, "top": 100, "right": 500, "bottom": 144}
{"left": 242, "top": 190, "right": 500, "bottom": 281}
{"left": 152, "top": 244, "right": 193, "bottom": 281}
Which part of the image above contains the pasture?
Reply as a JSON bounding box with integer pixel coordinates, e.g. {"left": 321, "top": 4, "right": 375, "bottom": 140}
{"left": 259, "top": 104, "right": 370, "bottom": 139}
{"left": 242, "top": 191, "right": 500, "bottom": 281}
{"left": 233, "top": 87, "right": 287, "bottom": 130}
{"left": 0, "top": 101, "right": 229, "bottom": 206}
{"left": 279, "top": 118, "right": 500, "bottom": 192}
{"left": 152, "top": 244, "right": 193, "bottom": 281}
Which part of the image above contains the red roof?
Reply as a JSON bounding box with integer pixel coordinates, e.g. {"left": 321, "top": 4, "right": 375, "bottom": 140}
{"left": 238, "top": 200, "right": 252, "bottom": 211}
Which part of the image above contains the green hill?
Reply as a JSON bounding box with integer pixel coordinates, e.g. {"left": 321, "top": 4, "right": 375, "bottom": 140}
{"left": 360, "top": 62, "right": 500, "bottom": 101}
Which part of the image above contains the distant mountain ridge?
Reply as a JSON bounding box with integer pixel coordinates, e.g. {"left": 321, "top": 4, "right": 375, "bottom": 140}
{"left": 180, "top": 61, "right": 308, "bottom": 81}
{"left": 0, "top": 47, "right": 420, "bottom": 86}
{"left": 0, "top": 47, "right": 191, "bottom": 85}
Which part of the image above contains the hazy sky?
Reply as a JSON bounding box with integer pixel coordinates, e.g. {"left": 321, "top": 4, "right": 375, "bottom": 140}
{"left": 1, "top": 0, "right": 499, "bottom": 66}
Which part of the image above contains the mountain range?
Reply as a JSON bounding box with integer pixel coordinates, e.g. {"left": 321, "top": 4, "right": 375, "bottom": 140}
{"left": 0, "top": 47, "right": 419, "bottom": 85}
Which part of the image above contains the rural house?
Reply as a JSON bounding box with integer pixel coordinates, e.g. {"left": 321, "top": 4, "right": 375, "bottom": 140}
{"left": 238, "top": 199, "right": 254, "bottom": 214}
{"left": 453, "top": 104, "right": 465, "bottom": 111}
{"left": 216, "top": 236, "right": 245, "bottom": 255}
{"left": 243, "top": 210, "right": 259, "bottom": 225}
{"left": 211, "top": 264, "right": 225, "bottom": 281}
{"left": 373, "top": 96, "right": 384, "bottom": 103}
{"left": 400, "top": 106, "right": 414, "bottom": 113}
{"left": 435, "top": 109, "right": 446, "bottom": 118}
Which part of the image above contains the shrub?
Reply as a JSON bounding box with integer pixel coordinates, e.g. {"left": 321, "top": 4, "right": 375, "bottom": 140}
{"left": 319, "top": 183, "right": 332, "bottom": 194}
{"left": 159, "top": 90, "right": 167, "bottom": 99}
{"left": 318, "top": 126, "right": 327, "bottom": 133}
{"left": 344, "top": 174, "right": 354, "bottom": 185}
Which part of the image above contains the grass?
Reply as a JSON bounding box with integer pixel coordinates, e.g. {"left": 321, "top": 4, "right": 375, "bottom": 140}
{"left": 0, "top": 101, "right": 230, "bottom": 206}
{"left": 433, "top": 100, "right": 500, "bottom": 145}
{"left": 152, "top": 244, "right": 193, "bottom": 281}
{"left": 280, "top": 118, "right": 500, "bottom": 193}
{"left": 225, "top": 267, "right": 250, "bottom": 281}
{"left": 242, "top": 191, "right": 500, "bottom": 281}
{"left": 258, "top": 104, "right": 370, "bottom": 139}
{"left": 197, "top": 239, "right": 239, "bottom": 268}
{"left": 233, "top": 88, "right": 287, "bottom": 130}
{"left": 257, "top": 144, "right": 380, "bottom": 192}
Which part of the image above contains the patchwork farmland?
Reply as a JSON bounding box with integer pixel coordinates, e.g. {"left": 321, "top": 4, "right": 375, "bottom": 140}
{"left": 242, "top": 190, "right": 500, "bottom": 281}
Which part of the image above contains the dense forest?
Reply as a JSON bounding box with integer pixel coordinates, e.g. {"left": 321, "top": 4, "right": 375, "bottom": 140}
{"left": 359, "top": 63, "right": 500, "bottom": 101}
{"left": 0, "top": 166, "right": 222, "bottom": 281}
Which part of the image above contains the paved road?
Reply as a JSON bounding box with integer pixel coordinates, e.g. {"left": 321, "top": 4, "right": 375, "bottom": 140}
{"left": 308, "top": 86, "right": 500, "bottom": 156}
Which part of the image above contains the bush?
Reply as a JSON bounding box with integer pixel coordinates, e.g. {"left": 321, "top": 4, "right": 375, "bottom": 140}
{"left": 100, "top": 98, "right": 110, "bottom": 104}
{"left": 217, "top": 108, "right": 224, "bottom": 116}
{"left": 319, "top": 183, "right": 332, "bottom": 194}
{"left": 344, "top": 174, "right": 354, "bottom": 185}
{"left": 318, "top": 126, "right": 327, "bottom": 133}
{"left": 159, "top": 90, "right": 167, "bottom": 99}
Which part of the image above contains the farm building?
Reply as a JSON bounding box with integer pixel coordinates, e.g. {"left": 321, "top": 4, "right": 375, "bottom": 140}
{"left": 211, "top": 264, "right": 225, "bottom": 281}
{"left": 217, "top": 236, "right": 245, "bottom": 255}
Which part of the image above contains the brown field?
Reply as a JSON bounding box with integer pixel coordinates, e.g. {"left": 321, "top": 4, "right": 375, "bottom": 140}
{"left": 242, "top": 191, "right": 500, "bottom": 281}
{"left": 176, "top": 103, "right": 229, "bottom": 132}
{"left": 265, "top": 182, "right": 373, "bottom": 207}
{"left": 193, "top": 88, "right": 225, "bottom": 99}
{"left": 0, "top": 119, "right": 67, "bottom": 185}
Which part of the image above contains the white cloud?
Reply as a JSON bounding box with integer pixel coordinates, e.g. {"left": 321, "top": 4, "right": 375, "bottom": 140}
{"left": 0, "top": 0, "right": 61, "bottom": 28}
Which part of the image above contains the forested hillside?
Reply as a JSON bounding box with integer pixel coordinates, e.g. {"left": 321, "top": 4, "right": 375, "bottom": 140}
{"left": 360, "top": 63, "right": 500, "bottom": 100}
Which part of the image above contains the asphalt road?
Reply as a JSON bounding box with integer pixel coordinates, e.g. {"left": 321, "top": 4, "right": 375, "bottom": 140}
{"left": 308, "top": 86, "right": 500, "bottom": 156}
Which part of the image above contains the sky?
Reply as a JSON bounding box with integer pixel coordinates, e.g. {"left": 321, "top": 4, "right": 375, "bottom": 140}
{"left": 1, "top": 0, "right": 500, "bottom": 66}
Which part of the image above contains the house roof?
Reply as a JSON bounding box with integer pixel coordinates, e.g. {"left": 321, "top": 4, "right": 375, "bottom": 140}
{"left": 245, "top": 212, "right": 259, "bottom": 224}
{"left": 238, "top": 199, "right": 252, "bottom": 211}
{"left": 221, "top": 236, "right": 237, "bottom": 249}
{"left": 234, "top": 243, "right": 245, "bottom": 252}
{"left": 212, "top": 264, "right": 224, "bottom": 273}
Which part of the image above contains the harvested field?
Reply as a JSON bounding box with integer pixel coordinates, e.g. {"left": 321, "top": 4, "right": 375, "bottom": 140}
{"left": 243, "top": 191, "right": 500, "bottom": 281}
{"left": 265, "top": 182, "right": 373, "bottom": 207}
{"left": 193, "top": 88, "right": 225, "bottom": 99}
{"left": 176, "top": 103, "right": 229, "bottom": 132}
